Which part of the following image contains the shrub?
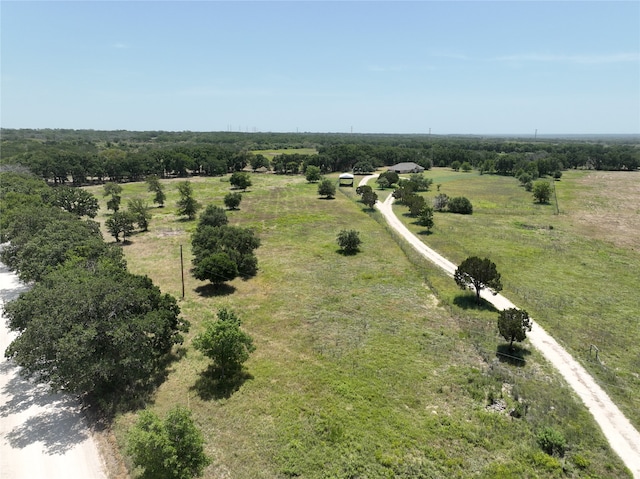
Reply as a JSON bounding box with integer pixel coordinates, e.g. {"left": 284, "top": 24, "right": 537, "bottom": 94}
{"left": 433, "top": 193, "right": 449, "bottom": 211}
{"left": 224, "top": 192, "right": 242, "bottom": 210}
{"left": 532, "top": 180, "right": 552, "bottom": 204}
{"left": 193, "top": 308, "right": 255, "bottom": 377}
{"left": 447, "top": 196, "right": 473, "bottom": 214}
{"left": 336, "top": 229, "right": 361, "bottom": 254}
{"left": 537, "top": 427, "right": 567, "bottom": 457}
{"left": 318, "top": 178, "right": 336, "bottom": 198}
{"left": 127, "top": 406, "right": 210, "bottom": 479}
{"left": 305, "top": 165, "right": 322, "bottom": 182}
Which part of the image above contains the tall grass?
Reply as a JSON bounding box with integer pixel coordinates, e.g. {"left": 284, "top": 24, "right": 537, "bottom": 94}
{"left": 393, "top": 168, "right": 640, "bottom": 429}
{"left": 87, "top": 173, "right": 631, "bottom": 478}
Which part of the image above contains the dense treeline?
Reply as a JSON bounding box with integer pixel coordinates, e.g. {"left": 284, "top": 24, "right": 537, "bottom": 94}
{"left": 1, "top": 129, "right": 638, "bottom": 185}
{"left": 0, "top": 171, "right": 188, "bottom": 410}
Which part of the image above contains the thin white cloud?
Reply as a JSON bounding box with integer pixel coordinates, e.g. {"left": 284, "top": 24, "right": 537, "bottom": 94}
{"left": 495, "top": 52, "right": 638, "bottom": 64}
{"left": 113, "top": 42, "right": 128, "bottom": 49}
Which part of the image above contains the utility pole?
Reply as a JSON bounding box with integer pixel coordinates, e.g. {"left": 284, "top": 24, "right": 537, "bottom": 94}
{"left": 180, "top": 244, "right": 185, "bottom": 299}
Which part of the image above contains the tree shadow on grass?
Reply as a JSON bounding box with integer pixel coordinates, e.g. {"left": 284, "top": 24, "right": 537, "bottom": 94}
{"left": 453, "top": 294, "right": 498, "bottom": 312}
{"left": 496, "top": 344, "right": 531, "bottom": 367}
{"left": 336, "top": 249, "right": 359, "bottom": 256}
{"left": 416, "top": 229, "right": 433, "bottom": 236}
{"left": 83, "top": 346, "right": 189, "bottom": 418}
{"left": 195, "top": 283, "right": 236, "bottom": 297}
{"left": 191, "top": 365, "right": 253, "bottom": 401}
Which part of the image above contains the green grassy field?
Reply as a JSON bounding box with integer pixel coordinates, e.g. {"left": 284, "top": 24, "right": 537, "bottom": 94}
{"left": 86, "top": 172, "right": 633, "bottom": 478}
{"left": 387, "top": 168, "right": 640, "bottom": 431}
{"left": 251, "top": 148, "right": 318, "bottom": 161}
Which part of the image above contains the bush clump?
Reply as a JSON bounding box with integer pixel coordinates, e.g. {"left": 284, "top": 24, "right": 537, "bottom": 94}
{"left": 447, "top": 196, "right": 473, "bottom": 215}
{"left": 537, "top": 427, "right": 567, "bottom": 457}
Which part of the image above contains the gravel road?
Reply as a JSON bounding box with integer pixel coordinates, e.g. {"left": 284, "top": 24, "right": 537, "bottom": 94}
{"left": 0, "top": 262, "right": 107, "bottom": 479}
{"left": 362, "top": 175, "right": 640, "bottom": 477}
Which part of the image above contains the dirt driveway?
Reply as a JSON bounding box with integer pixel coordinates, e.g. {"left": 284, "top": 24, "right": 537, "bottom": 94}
{"left": 362, "top": 175, "right": 640, "bottom": 478}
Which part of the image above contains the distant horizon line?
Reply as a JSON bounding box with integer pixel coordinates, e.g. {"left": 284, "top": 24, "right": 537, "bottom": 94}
{"left": 2, "top": 127, "right": 639, "bottom": 139}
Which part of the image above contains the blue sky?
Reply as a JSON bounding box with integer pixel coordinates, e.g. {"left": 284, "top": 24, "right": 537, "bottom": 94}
{"left": 2, "top": 1, "right": 638, "bottom": 134}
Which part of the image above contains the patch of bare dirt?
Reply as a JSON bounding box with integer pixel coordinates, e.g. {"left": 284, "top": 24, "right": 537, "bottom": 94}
{"left": 567, "top": 171, "right": 640, "bottom": 251}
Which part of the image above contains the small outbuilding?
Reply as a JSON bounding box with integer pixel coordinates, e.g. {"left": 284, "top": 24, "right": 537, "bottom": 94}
{"left": 388, "top": 162, "right": 425, "bottom": 174}
{"left": 339, "top": 173, "right": 355, "bottom": 186}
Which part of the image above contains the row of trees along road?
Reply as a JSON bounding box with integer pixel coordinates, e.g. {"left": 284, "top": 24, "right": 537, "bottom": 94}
{"left": 0, "top": 170, "right": 189, "bottom": 410}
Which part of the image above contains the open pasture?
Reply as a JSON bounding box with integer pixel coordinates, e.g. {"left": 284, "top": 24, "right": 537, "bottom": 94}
{"left": 86, "top": 172, "right": 632, "bottom": 478}
{"left": 392, "top": 168, "right": 640, "bottom": 430}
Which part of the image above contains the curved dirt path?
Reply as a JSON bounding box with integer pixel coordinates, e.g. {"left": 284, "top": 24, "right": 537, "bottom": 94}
{"left": 0, "top": 262, "right": 108, "bottom": 479}
{"left": 361, "top": 175, "right": 640, "bottom": 477}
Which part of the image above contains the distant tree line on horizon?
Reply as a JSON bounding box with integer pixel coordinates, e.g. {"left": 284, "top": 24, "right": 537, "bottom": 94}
{"left": 1, "top": 129, "right": 638, "bottom": 185}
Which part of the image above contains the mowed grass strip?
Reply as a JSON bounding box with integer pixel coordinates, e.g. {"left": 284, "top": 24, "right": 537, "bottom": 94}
{"left": 392, "top": 168, "right": 640, "bottom": 430}
{"left": 88, "top": 174, "right": 630, "bottom": 478}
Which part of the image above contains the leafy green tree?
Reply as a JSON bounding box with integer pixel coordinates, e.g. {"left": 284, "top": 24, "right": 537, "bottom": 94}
{"left": 106, "top": 211, "right": 137, "bottom": 242}
{"left": 49, "top": 186, "right": 99, "bottom": 218}
{"left": 198, "top": 205, "right": 228, "bottom": 228}
{"left": 286, "top": 161, "right": 300, "bottom": 174}
{"left": 392, "top": 179, "right": 417, "bottom": 204}
{"left": 405, "top": 194, "right": 426, "bottom": 216}
{"left": 103, "top": 182, "right": 123, "bottom": 212}
{"left": 409, "top": 174, "right": 433, "bottom": 191}
{"left": 230, "top": 171, "right": 252, "bottom": 191}
{"left": 176, "top": 181, "right": 201, "bottom": 220}
{"left": 361, "top": 190, "right": 378, "bottom": 209}
{"left": 127, "top": 406, "right": 210, "bottom": 479}
{"left": 355, "top": 184, "right": 372, "bottom": 196}
{"left": 128, "top": 198, "right": 152, "bottom": 231}
{"left": 461, "top": 161, "right": 472, "bottom": 172}
{"left": 375, "top": 176, "right": 390, "bottom": 190}
{"left": 532, "top": 180, "right": 552, "bottom": 204}
{"left": 305, "top": 165, "right": 322, "bottom": 183}
{"left": 192, "top": 252, "right": 239, "bottom": 284}
{"left": 191, "top": 224, "right": 260, "bottom": 283}
{"left": 417, "top": 205, "right": 434, "bottom": 231}
{"left": 447, "top": 196, "right": 473, "bottom": 214}
{"left": 498, "top": 308, "right": 532, "bottom": 350}
{"left": 353, "top": 160, "right": 374, "bottom": 174}
{"left": 433, "top": 193, "right": 449, "bottom": 212}
{"left": 336, "top": 229, "right": 361, "bottom": 254}
{"left": 454, "top": 256, "right": 503, "bottom": 304}
{"left": 451, "top": 160, "right": 461, "bottom": 171}
{"left": 517, "top": 172, "right": 533, "bottom": 186}
{"left": 224, "top": 192, "right": 242, "bottom": 210}
{"left": 146, "top": 174, "right": 166, "bottom": 207}
{"left": 3, "top": 257, "right": 187, "bottom": 404}
{"left": 193, "top": 308, "right": 255, "bottom": 378}
{"left": 317, "top": 178, "right": 336, "bottom": 198}
{"left": 0, "top": 205, "right": 108, "bottom": 283}
{"left": 378, "top": 170, "right": 399, "bottom": 187}
{"left": 250, "top": 154, "right": 270, "bottom": 172}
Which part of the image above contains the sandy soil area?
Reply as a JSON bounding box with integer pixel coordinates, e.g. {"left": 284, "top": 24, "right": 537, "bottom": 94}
{"left": 0, "top": 262, "right": 107, "bottom": 479}
{"left": 362, "top": 175, "right": 640, "bottom": 478}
